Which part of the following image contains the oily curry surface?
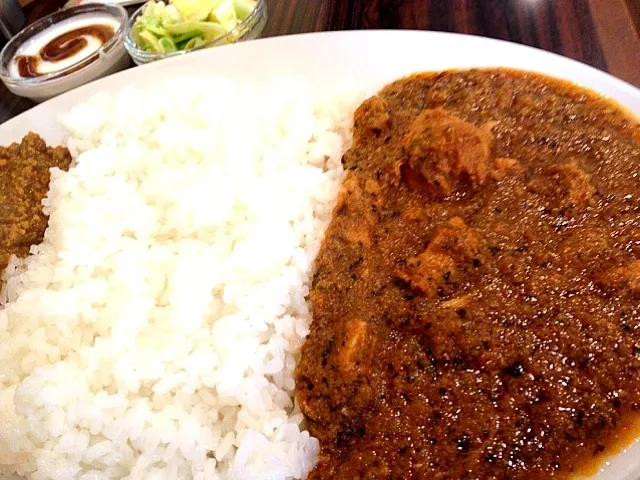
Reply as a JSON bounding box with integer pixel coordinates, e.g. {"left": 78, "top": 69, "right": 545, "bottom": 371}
{"left": 296, "top": 69, "right": 640, "bottom": 479}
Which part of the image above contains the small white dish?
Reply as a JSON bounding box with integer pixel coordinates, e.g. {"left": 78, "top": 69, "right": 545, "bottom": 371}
{"left": 0, "top": 3, "right": 130, "bottom": 102}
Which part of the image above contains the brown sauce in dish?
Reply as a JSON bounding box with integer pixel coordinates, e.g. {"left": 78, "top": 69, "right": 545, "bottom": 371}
{"left": 15, "top": 24, "right": 115, "bottom": 78}
{"left": 0, "top": 133, "right": 71, "bottom": 276}
{"left": 15, "top": 55, "right": 39, "bottom": 78}
{"left": 296, "top": 69, "right": 640, "bottom": 479}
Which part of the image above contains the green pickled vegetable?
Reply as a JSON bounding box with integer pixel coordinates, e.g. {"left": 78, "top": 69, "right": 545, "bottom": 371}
{"left": 137, "top": 30, "right": 162, "bottom": 52}
{"left": 173, "top": 30, "right": 204, "bottom": 44}
{"left": 171, "top": 0, "right": 217, "bottom": 21}
{"left": 208, "top": 0, "right": 237, "bottom": 31}
{"left": 133, "top": 0, "right": 258, "bottom": 54}
{"left": 182, "top": 37, "right": 206, "bottom": 50}
{"left": 234, "top": 0, "right": 255, "bottom": 21}
{"left": 163, "top": 20, "right": 225, "bottom": 36}
{"left": 138, "top": 16, "right": 168, "bottom": 36}
{"left": 158, "top": 36, "right": 177, "bottom": 52}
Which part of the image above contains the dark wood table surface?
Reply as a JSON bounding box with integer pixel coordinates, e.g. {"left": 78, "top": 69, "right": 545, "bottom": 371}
{"left": 1, "top": 0, "right": 639, "bottom": 125}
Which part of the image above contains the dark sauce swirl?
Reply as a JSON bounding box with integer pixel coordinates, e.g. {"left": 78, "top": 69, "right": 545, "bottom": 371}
{"left": 15, "top": 24, "right": 115, "bottom": 78}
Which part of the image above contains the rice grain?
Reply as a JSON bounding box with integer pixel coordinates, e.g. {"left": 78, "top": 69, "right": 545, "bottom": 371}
{"left": 0, "top": 76, "right": 364, "bottom": 480}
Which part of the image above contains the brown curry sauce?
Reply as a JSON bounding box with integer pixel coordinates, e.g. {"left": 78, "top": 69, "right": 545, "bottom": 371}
{"left": 297, "top": 69, "right": 640, "bottom": 479}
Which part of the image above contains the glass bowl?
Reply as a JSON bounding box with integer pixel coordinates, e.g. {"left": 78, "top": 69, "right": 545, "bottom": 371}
{"left": 0, "top": 3, "right": 130, "bottom": 102}
{"left": 124, "top": 0, "right": 268, "bottom": 66}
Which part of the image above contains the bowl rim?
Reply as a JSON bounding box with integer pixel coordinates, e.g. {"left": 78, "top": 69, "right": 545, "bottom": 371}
{"left": 0, "top": 3, "right": 128, "bottom": 88}
{"left": 124, "top": 0, "right": 266, "bottom": 63}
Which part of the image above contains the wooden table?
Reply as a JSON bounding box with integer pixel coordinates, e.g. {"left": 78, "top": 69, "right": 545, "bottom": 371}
{"left": 1, "top": 0, "right": 639, "bottom": 124}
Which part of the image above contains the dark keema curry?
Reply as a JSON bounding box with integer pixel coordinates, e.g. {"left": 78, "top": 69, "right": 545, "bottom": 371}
{"left": 296, "top": 69, "right": 640, "bottom": 479}
{"left": 0, "top": 133, "right": 71, "bottom": 275}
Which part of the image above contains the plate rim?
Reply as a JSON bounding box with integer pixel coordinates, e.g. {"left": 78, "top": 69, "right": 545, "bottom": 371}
{"left": 3, "top": 30, "right": 640, "bottom": 132}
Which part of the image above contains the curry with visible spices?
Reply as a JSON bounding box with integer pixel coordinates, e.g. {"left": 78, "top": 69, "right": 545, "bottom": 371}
{"left": 297, "top": 69, "right": 640, "bottom": 479}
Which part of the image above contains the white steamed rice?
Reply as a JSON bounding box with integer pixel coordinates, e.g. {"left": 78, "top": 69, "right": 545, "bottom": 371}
{"left": 0, "top": 76, "right": 365, "bottom": 480}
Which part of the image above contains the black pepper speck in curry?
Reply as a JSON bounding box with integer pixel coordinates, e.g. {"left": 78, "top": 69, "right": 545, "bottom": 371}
{"left": 296, "top": 69, "right": 640, "bottom": 479}
{"left": 0, "top": 132, "right": 72, "bottom": 274}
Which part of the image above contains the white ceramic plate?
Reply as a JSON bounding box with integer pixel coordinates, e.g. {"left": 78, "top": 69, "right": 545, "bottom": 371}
{"left": 1, "top": 30, "right": 639, "bottom": 479}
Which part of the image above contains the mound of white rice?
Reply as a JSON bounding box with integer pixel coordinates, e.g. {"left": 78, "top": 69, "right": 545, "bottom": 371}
{"left": 0, "top": 77, "right": 364, "bottom": 480}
